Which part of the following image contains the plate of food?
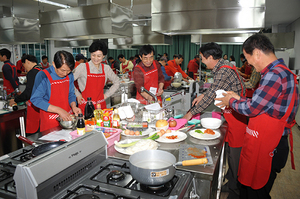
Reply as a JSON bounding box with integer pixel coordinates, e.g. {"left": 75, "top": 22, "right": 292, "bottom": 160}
{"left": 121, "top": 128, "right": 152, "bottom": 137}
{"left": 114, "top": 139, "right": 159, "bottom": 155}
{"left": 189, "top": 128, "right": 221, "bottom": 140}
{"left": 150, "top": 130, "right": 187, "bottom": 143}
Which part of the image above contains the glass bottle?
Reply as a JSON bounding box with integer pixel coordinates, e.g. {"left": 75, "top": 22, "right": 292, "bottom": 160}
{"left": 94, "top": 104, "right": 103, "bottom": 127}
{"left": 112, "top": 108, "right": 120, "bottom": 128}
{"left": 77, "top": 113, "right": 85, "bottom": 135}
{"left": 84, "top": 97, "right": 95, "bottom": 120}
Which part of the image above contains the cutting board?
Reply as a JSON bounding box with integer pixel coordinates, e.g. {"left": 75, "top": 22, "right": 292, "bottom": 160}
{"left": 179, "top": 144, "right": 213, "bottom": 165}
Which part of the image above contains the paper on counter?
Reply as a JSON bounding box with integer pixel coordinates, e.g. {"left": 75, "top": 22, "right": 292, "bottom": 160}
{"left": 214, "top": 90, "right": 227, "bottom": 110}
{"left": 127, "top": 98, "right": 140, "bottom": 103}
{"left": 144, "top": 102, "right": 161, "bottom": 111}
{"left": 39, "top": 129, "right": 73, "bottom": 142}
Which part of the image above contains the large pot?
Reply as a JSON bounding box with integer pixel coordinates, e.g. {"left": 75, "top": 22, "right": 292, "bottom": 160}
{"left": 129, "top": 150, "right": 207, "bottom": 185}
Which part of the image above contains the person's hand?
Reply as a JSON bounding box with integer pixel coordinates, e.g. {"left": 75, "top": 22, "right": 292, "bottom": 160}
{"left": 170, "top": 76, "right": 174, "bottom": 81}
{"left": 9, "top": 99, "right": 15, "bottom": 106}
{"left": 192, "top": 94, "right": 204, "bottom": 106}
{"left": 183, "top": 78, "right": 189, "bottom": 83}
{"left": 157, "top": 88, "right": 164, "bottom": 96}
{"left": 103, "top": 94, "right": 107, "bottom": 100}
{"left": 72, "top": 107, "right": 82, "bottom": 116}
{"left": 182, "top": 111, "right": 193, "bottom": 121}
{"left": 215, "top": 91, "right": 240, "bottom": 108}
{"left": 58, "top": 109, "right": 73, "bottom": 121}
{"left": 77, "top": 94, "right": 84, "bottom": 105}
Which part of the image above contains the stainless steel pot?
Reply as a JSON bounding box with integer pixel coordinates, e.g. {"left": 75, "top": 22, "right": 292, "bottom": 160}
{"left": 129, "top": 150, "right": 208, "bottom": 185}
{"left": 174, "top": 72, "right": 182, "bottom": 83}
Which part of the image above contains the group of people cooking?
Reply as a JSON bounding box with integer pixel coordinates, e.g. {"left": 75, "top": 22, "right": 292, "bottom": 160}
{"left": 3, "top": 34, "right": 298, "bottom": 199}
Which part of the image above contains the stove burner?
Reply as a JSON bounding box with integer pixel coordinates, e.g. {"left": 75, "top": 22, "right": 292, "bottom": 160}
{"left": 106, "top": 170, "right": 126, "bottom": 182}
{"left": 73, "top": 194, "right": 100, "bottom": 199}
{"left": 146, "top": 184, "right": 165, "bottom": 191}
{"left": 0, "top": 169, "right": 13, "bottom": 182}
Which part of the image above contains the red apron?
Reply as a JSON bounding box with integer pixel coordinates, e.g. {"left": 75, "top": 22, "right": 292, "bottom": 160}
{"left": 40, "top": 70, "right": 72, "bottom": 132}
{"left": 238, "top": 64, "right": 297, "bottom": 189}
{"left": 122, "top": 61, "right": 133, "bottom": 79}
{"left": 40, "top": 62, "right": 50, "bottom": 69}
{"left": 111, "top": 62, "right": 117, "bottom": 74}
{"left": 3, "top": 62, "right": 18, "bottom": 95}
{"left": 78, "top": 63, "right": 106, "bottom": 112}
{"left": 244, "top": 63, "right": 252, "bottom": 77}
{"left": 135, "top": 62, "right": 162, "bottom": 105}
{"left": 246, "top": 81, "right": 259, "bottom": 98}
{"left": 26, "top": 67, "right": 42, "bottom": 134}
{"left": 220, "top": 65, "right": 248, "bottom": 148}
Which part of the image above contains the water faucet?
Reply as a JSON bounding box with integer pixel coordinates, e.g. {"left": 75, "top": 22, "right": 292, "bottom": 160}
{"left": 162, "top": 90, "right": 186, "bottom": 108}
{"left": 140, "top": 86, "right": 157, "bottom": 103}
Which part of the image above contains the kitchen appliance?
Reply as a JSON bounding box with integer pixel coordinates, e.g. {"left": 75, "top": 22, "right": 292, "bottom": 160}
{"left": 0, "top": 131, "right": 193, "bottom": 199}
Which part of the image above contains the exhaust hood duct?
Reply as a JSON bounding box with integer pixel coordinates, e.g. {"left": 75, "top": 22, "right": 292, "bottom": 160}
{"left": 113, "top": 26, "right": 172, "bottom": 46}
{"left": 151, "top": 0, "right": 265, "bottom": 35}
{"left": 39, "top": 2, "right": 133, "bottom": 41}
{"left": 191, "top": 33, "right": 254, "bottom": 45}
{"left": 108, "top": 39, "right": 135, "bottom": 50}
{"left": 0, "top": 17, "right": 41, "bottom": 44}
{"left": 54, "top": 40, "right": 93, "bottom": 48}
{"left": 263, "top": 32, "right": 295, "bottom": 49}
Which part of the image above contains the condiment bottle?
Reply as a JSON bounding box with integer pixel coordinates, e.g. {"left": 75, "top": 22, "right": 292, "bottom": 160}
{"left": 94, "top": 104, "right": 103, "bottom": 127}
{"left": 77, "top": 113, "right": 85, "bottom": 135}
{"left": 112, "top": 108, "right": 120, "bottom": 128}
{"left": 12, "top": 103, "right": 18, "bottom": 111}
{"left": 84, "top": 97, "right": 95, "bottom": 120}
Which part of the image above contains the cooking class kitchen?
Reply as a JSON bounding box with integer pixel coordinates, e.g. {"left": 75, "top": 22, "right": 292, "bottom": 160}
{"left": 0, "top": 0, "right": 300, "bottom": 199}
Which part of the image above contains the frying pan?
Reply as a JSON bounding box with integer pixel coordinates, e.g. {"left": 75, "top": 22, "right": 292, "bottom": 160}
{"left": 16, "top": 135, "right": 66, "bottom": 157}
{"left": 129, "top": 150, "right": 208, "bottom": 186}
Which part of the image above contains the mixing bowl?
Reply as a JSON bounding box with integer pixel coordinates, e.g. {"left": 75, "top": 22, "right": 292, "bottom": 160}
{"left": 200, "top": 118, "right": 222, "bottom": 129}
{"left": 56, "top": 115, "right": 78, "bottom": 129}
{"left": 171, "top": 82, "right": 181, "bottom": 88}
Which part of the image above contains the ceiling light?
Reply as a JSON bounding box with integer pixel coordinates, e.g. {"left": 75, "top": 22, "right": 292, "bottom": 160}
{"left": 132, "top": 23, "right": 138, "bottom": 27}
{"left": 36, "top": 0, "right": 70, "bottom": 9}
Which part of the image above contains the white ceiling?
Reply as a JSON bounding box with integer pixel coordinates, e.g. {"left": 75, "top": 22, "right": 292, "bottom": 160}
{"left": 0, "top": 0, "right": 300, "bottom": 30}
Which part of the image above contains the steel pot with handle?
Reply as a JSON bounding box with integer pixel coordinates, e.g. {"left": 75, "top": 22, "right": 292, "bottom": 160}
{"left": 129, "top": 150, "right": 207, "bottom": 186}
{"left": 16, "top": 135, "right": 66, "bottom": 157}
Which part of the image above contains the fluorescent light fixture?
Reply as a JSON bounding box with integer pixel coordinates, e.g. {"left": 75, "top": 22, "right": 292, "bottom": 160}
{"left": 36, "top": 0, "right": 70, "bottom": 9}
{"left": 132, "top": 23, "right": 138, "bottom": 27}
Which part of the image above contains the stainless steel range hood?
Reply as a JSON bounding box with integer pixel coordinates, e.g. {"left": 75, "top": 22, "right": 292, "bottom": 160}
{"left": 39, "top": 2, "right": 133, "bottom": 41}
{"left": 113, "top": 25, "right": 172, "bottom": 46}
{"left": 0, "top": 17, "right": 41, "bottom": 44}
{"left": 151, "top": 0, "right": 265, "bottom": 35}
{"left": 191, "top": 33, "right": 254, "bottom": 45}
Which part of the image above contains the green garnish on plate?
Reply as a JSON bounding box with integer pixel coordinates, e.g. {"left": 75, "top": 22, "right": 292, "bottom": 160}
{"left": 195, "top": 130, "right": 204, "bottom": 134}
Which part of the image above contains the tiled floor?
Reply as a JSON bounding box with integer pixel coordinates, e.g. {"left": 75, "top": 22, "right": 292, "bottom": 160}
{"left": 220, "top": 125, "right": 300, "bottom": 199}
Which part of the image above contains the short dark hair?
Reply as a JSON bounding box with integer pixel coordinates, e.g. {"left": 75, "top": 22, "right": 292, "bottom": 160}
{"left": 108, "top": 57, "right": 114, "bottom": 61}
{"left": 194, "top": 54, "right": 200, "bottom": 59}
{"left": 240, "top": 53, "right": 245, "bottom": 59}
{"left": 134, "top": 54, "right": 139, "bottom": 58}
{"left": 199, "top": 42, "right": 223, "bottom": 59}
{"left": 118, "top": 54, "right": 125, "bottom": 59}
{"left": 53, "top": 51, "right": 75, "bottom": 70}
{"left": 230, "top": 55, "right": 235, "bottom": 61}
{"left": 243, "top": 33, "right": 275, "bottom": 55}
{"left": 89, "top": 40, "right": 108, "bottom": 55}
{"left": 164, "top": 53, "right": 168, "bottom": 56}
{"left": 42, "top": 55, "right": 48, "bottom": 60}
{"left": 174, "top": 54, "right": 184, "bottom": 59}
{"left": 21, "top": 54, "right": 37, "bottom": 64}
{"left": 0, "top": 48, "right": 11, "bottom": 60}
{"left": 139, "top": 44, "right": 155, "bottom": 57}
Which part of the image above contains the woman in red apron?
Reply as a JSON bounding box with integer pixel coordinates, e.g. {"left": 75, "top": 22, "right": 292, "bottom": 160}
{"left": 74, "top": 40, "right": 120, "bottom": 112}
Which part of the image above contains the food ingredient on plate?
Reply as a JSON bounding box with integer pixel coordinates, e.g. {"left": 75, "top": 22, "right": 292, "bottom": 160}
{"left": 195, "top": 129, "right": 204, "bottom": 134}
{"left": 166, "top": 129, "right": 172, "bottom": 134}
{"left": 204, "top": 129, "right": 215, "bottom": 135}
{"left": 124, "top": 139, "right": 159, "bottom": 154}
{"left": 166, "top": 135, "right": 178, "bottom": 139}
{"left": 124, "top": 129, "right": 142, "bottom": 136}
{"left": 187, "top": 147, "right": 207, "bottom": 159}
{"left": 156, "top": 119, "right": 168, "bottom": 127}
{"left": 127, "top": 121, "right": 148, "bottom": 131}
{"left": 115, "top": 133, "right": 160, "bottom": 148}
{"left": 169, "top": 120, "right": 177, "bottom": 127}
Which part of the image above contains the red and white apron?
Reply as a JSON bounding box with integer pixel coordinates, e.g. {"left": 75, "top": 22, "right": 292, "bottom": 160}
{"left": 26, "top": 67, "right": 42, "bottom": 134}
{"left": 78, "top": 63, "right": 106, "bottom": 112}
{"left": 220, "top": 65, "right": 248, "bottom": 148}
{"left": 40, "top": 62, "right": 50, "bottom": 69}
{"left": 3, "top": 62, "right": 18, "bottom": 95}
{"left": 40, "top": 70, "right": 72, "bottom": 132}
{"left": 135, "top": 62, "right": 162, "bottom": 105}
{"left": 122, "top": 61, "right": 133, "bottom": 79}
{"left": 238, "top": 64, "right": 297, "bottom": 189}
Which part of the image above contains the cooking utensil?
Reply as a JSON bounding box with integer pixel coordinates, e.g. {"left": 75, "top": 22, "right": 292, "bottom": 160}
{"left": 56, "top": 115, "right": 77, "bottom": 129}
{"left": 16, "top": 135, "right": 66, "bottom": 156}
{"left": 129, "top": 150, "right": 208, "bottom": 185}
{"left": 174, "top": 72, "right": 183, "bottom": 83}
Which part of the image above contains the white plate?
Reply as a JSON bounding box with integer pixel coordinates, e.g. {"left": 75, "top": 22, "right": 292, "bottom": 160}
{"left": 182, "top": 85, "right": 190, "bottom": 88}
{"left": 150, "top": 130, "right": 187, "bottom": 143}
{"left": 189, "top": 128, "right": 221, "bottom": 140}
{"left": 114, "top": 139, "right": 158, "bottom": 155}
{"left": 121, "top": 128, "right": 152, "bottom": 137}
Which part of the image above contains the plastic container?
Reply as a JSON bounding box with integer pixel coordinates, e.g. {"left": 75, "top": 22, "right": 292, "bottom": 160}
{"left": 70, "top": 127, "right": 121, "bottom": 148}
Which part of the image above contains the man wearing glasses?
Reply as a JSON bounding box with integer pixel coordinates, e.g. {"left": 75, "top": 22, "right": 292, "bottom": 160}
{"left": 133, "top": 45, "right": 165, "bottom": 105}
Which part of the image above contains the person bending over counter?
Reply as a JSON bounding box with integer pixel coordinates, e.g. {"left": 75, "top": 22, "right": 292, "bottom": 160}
{"left": 165, "top": 54, "right": 193, "bottom": 82}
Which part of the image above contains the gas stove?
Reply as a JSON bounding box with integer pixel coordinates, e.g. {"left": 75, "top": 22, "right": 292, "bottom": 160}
{"left": 0, "top": 131, "right": 192, "bottom": 199}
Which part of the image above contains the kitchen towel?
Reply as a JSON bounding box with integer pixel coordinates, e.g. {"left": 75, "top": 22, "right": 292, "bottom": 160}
{"left": 214, "top": 89, "right": 227, "bottom": 110}
{"left": 167, "top": 117, "right": 187, "bottom": 130}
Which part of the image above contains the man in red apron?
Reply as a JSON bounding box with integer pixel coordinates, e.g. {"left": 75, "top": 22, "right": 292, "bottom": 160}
{"left": 30, "top": 51, "right": 81, "bottom": 132}
{"left": 0, "top": 48, "right": 19, "bottom": 95}
{"left": 216, "top": 34, "right": 299, "bottom": 199}
{"left": 187, "top": 55, "right": 200, "bottom": 80}
{"left": 118, "top": 54, "right": 134, "bottom": 78}
{"left": 133, "top": 45, "right": 165, "bottom": 105}
{"left": 9, "top": 55, "right": 42, "bottom": 134}
{"left": 165, "top": 54, "right": 193, "bottom": 83}
{"left": 74, "top": 40, "right": 120, "bottom": 112}
{"left": 108, "top": 57, "right": 120, "bottom": 74}
{"left": 183, "top": 42, "right": 247, "bottom": 199}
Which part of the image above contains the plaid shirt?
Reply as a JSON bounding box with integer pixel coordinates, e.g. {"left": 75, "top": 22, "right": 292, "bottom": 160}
{"left": 244, "top": 67, "right": 261, "bottom": 89}
{"left": 191, "top": 59, "right": 245, "bottom": 115}
{"left": 230, "top": 58, "right": 299, "bottom": 135}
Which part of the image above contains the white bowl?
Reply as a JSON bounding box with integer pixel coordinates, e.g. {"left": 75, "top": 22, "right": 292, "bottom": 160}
{"left": 171, "top": 82, "right": 181, "bottom": 88}
{"left": 156, "top": 123, "right": 169, "bottom": 131}
{"left": 200, "top": 118, "right": 222, "bottom": 129}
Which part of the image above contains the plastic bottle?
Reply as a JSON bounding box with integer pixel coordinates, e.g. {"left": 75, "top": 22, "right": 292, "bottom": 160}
{"left": 84, "top": 97, "right": 95, "bottom": 120}
{"left": 112, "top": 108, "right": 120, "bottom": 128}
{"left": 94, "top": 104, "right": 103, "bottom": 127}
{"left": 77, "top": 113, "right": 85, "bottom": 135}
